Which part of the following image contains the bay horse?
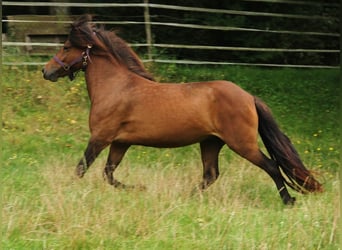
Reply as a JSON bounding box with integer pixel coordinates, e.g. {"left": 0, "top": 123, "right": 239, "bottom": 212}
{"left": 42, "top": 15, "right": 322, "bottom": 205}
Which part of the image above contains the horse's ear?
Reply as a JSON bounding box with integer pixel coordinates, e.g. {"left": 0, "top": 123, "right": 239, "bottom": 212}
{"left": 72, "top": 14, "right": 93, "bottom": 29}
{"left": 78, "top": 14, "right": 93, "bottom": 23}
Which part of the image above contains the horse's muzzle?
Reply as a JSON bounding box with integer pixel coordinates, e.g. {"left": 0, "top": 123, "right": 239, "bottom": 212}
{"left": 42, "top": 68, "right": 59, "bottom": 82}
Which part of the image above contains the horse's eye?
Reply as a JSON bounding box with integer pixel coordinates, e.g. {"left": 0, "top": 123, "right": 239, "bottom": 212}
{"left": 63, "top": 46, "right": 70, "bottom": 51}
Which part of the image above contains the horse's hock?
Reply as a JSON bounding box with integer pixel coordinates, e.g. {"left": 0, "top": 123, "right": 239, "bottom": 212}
{"left": 6, "top": 15, "right": 73, "bottom": 55}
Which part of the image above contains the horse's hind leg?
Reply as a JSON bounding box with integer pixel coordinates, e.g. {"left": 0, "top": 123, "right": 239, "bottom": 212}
{"left": 254, "top": 152, "right": 296, "bottom": 205}
{"left": 76, "top": 140, "right": 109, "bottom": 177}
{"left": 199, "top": 137, "right": 225, "bottom": 190}
{"left": 104, "top": 142, "right": 139, "bottom": 189}
{"left": 230, "top": 143, "right": 295, "bottom": 205}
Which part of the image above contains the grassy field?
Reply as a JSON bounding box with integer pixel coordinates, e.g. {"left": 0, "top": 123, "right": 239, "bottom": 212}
{"left": 2, "top": 64, "right": 340, "bottom": 249}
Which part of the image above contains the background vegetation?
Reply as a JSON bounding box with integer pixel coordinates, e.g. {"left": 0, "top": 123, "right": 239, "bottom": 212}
{"left": 2, "top": 64, "right": 340, "bottom": 249}
{"left": 3, "top": 0, "right": 340, "bottom": 66}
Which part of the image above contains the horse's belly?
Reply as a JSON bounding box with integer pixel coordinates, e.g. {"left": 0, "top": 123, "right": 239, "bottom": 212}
{"left": 115, "top": 122, "right": 210, "bottom": 147}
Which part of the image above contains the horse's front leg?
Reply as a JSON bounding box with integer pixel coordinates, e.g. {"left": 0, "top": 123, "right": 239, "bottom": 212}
{"left": 104, "top": 142, "right": 130, "bottom": 187}
{"left": 75, "top": 140, "right": 109, "bottom": 178}
{"left": 104, "top": 142, "right": 145, "bottom": 190}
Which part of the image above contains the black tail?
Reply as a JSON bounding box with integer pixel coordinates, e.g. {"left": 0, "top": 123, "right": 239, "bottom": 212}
{"left": 254, "top": 97, "right": 323, "bottom": 193}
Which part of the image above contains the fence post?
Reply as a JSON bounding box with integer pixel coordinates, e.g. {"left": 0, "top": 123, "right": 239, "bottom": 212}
{"left": 143, "top": 0, "right": 153, "bottom": 61}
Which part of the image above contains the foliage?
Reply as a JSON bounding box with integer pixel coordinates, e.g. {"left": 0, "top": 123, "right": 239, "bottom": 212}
{"left": 3, "top": 1, "right": 339, "bottom": 65}
{"left": 2, "top": 65, "right": 340, "bottom": 249}
{"left": 145, "top": 0, "right": 339, "bottom": 65}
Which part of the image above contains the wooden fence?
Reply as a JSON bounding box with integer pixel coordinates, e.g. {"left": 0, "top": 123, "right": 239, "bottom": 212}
{"left": 2, "top": 1, "right": 340, "bottom": 68}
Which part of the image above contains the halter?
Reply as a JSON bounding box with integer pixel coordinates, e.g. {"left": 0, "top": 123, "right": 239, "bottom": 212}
{"left": 53, "top": 45, "right": 92, "bottom": 71}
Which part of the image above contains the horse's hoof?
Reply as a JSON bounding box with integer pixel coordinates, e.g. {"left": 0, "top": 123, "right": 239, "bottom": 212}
{"left": 75, "top": 165, "right": 86, "bottom": 178}
{"left": 284, "top": 196, "right": 296, "bottom": 205}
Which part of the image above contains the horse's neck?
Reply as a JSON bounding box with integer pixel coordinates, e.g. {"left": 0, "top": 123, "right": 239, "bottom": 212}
{"left": 84, "top": 56, "right": 152, "bottom": 103}
{"left": 85, "top": 56, "right": 124, "bottom": 100}
{"left": 86, "top": 55, "right": 122, "bottom": 76}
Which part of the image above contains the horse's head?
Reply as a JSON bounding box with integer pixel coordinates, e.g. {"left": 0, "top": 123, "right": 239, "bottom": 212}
{"left": 42, "top": 14, "right": 154, "bottom": 82}
{"left": 42, "top": 40, "right": 92, "bottom": 82}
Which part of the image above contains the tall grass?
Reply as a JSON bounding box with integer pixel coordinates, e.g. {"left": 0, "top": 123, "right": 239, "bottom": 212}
{"left": 3, "top": 154, "right": 339, "bottom": 249}
{"left": 2, "top": 65, "right": 340, "bottom": 249}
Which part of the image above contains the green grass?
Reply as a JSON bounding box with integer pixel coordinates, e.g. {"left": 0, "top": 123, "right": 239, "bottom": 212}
{"left": 2, "top": 64, "right": 340, "bottom": 249}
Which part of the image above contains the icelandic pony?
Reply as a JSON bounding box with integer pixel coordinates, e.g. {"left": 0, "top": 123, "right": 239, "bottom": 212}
{"left": 42, "top": 15, "right": 322, "bottom": 205}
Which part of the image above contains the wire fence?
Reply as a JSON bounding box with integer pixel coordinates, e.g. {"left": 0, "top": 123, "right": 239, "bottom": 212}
{"left": 2, "top": 1, "right": 340, "bottom": 68}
